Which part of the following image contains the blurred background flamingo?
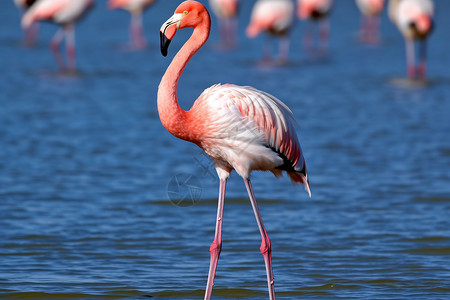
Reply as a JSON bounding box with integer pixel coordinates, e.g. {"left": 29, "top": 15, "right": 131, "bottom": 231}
{"left": 297, "top": 0, "right": 333, "bottom": 52}
{"left": 208, "top": 0, "right": 239, "bottom": 49}
{"left": 14, "top": 0, "right": 39, "bottom": 46}
{"left": 389, "top": 0, "right": 434, "bottom": 79}
{"left": 246, "top": 0, "right": 294, "bottom": 63}
{"left": 356, "top": 0, "right": 385, "bottom": 44}
{"left": 21, "top": 0, "right": 94, "bottom": 72}
{"left": 108, "top": 0, "right": 157, "bottom": 50}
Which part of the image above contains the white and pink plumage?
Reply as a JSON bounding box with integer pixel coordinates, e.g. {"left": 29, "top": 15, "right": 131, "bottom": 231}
{"left": 208, "top": 0, "right": 239, "bottom": 48}
{"left": 108, "top": 0, "right": 157, "bottom": 49}
{"left": 21, "top": 0, "right": 94, "bottom": 72}
{"left": 297, "top": 0, "right": 333, "bottom": 51}
{"left": 159, "top": 1, "right": 310, "bottom": 299}
{"left": 356, "top": 0, "right": 385, "bottom": 44}
{"left": 246, "top": 0, "right": 295, "bottom": 62}
{"left": 14, "top": 0, "right": 39, "bottom": 46}
{"left": 390, "top": 0, "right": 434, "bottom": 79}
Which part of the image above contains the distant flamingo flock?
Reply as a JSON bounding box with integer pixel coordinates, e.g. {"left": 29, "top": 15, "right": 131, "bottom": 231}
{"left": 16, "top": 0, "right": 436, "bottom": 79}
{"left": 12, "top": 0, "right": 438, "bottom": 299}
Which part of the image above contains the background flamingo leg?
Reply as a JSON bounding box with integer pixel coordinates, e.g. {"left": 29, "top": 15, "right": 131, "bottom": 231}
{"left": 417, "top": 40, "right": 427, "bottom": 79}
{"left": 278, "top": 35, "right": 290, "bottom": 63}
{"left": 405, "top": 39, "right": 416, "bottom": 78}
{"left": 50, "top": 28, "right": 66, "bottom": 70}
{"left": 130, "top": 12, "right": 146, "bottom": 49}
{"left": 65, "top": 27, "right": 76, "bottom": 72}
{"left": 244, "top": 179, "right": 275, "bottom": 300}
{"left": 303, "top": 21, "right": 315, "bottom": 52}
{"left": 204, "top": 179, "right": 226, "bottom": 300}
{"left": 318, "top": 19, "right": 330, "bottom": 52}
{"left": 24, "top": 22, "right": 39, "bottom": 47}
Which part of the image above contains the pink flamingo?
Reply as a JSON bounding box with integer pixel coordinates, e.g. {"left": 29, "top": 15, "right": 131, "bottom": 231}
{"left": 108, "top": 0, "right": 157, "bottom": 49}
{"left": 14, "top": 0, "right": 40, "bottom": 46}
{"left": 390, "top": 0, "right": 434, "bottom": 79}
{"left": 356, "top": 0, "right": 385, "bottom": 44}
{"left": 246, "top": 0, "right": 295, "bottom": 62}
{"left": 159, "top": 1, "right": 310, "bottom": 299}
{"left": 208, "top": 0, "right": 239, "bottom": 48}
{"left": 21, "top": 0, "right": 94, "bottom": 72}
{"left": 297, "top": 0, "right": 333, "bottom": 51}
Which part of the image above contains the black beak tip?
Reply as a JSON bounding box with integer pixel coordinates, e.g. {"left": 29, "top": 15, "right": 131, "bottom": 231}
{"left": 160, "top": 31, "right": 171, "bottom": 57}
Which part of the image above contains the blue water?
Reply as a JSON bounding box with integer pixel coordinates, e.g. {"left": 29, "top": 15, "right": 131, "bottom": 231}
{"left": 1, "top": 0, "right": 450, "bottom": 299}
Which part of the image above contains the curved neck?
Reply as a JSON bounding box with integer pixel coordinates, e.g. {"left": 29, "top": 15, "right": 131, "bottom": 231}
{"left": 157, "top": 17, "right": 210, "bottom": 142}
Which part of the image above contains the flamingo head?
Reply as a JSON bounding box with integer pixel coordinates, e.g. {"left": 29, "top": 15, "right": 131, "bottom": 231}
{"left": 160, "top": 0, "right": 210, "bottom": 56}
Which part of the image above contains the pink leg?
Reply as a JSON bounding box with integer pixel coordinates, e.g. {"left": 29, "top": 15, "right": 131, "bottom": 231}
{"left": 244, "top": 179, "right": 275, "bottom": 300}
{"left": 204, "top": 179, "right": 226, "bottom": 300}
{"left": 24, "top": 22, "right": 39, "bottom": 47}
{"left": 65, "top": 27, "right": 76, "bottom": 72}
{"left": 417, "top": 40, "right": 427, "bottom": 80}
{"left": 130, "top": 12, "right": 146, "bottom": 49}
{"left": 318, "top": 19, "right": 329, "bottom": 51}
{"left": 262, "top": 35, "right": 274, "bottom": 62}
{"left": 50, "top": 28, "right": 66, "bottom": 70}
{"left": 303, "top": 21, "right": 314, "bottom": 51}
{"left": 359, "top": 15, "right": 368, "bottom": 42}
{"left": 405, "top": 39, "right": 416, "bottom": 79}
{"left": 277, "top": 35, "right": 290, "bottom": 63}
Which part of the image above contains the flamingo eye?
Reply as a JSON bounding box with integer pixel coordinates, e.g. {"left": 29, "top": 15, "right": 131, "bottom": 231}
{"left": 183, "top": 10, "right": 188, "bottom": 15}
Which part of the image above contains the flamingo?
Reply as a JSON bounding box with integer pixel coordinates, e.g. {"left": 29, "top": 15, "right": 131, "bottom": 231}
{"left": 21, "top": 0, "right": 94, "bottom": 72}
{"left": 14, "top": 0, "right": 40, "bottom": 46}
{"left": 158, "top": 1, "right": 310, "bottom": 299}
{"left": 108, "top": 0, "right": 157, "bottom": 49}
{"left": 246, "top": 0, "right": 295, "bottom": 62}
{"left": 297, "top": 0, "right": 333, "bottom": 52}
{"left": 355, "top": 0, "right": 385, "bottom": 44}
{"left": 390, "top": 0, "right": 434, "bottom": 79}
{"left": 208, "top": 0, "right": 239, "bottom": 48}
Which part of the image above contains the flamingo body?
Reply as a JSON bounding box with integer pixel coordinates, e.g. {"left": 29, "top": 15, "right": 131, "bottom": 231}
{"left": 356, "top": 0, "right": 385, "bottom": 43}
{"left": 179, "top": 83, "right": 308, "bottom": 183}
{"left": 395, "top": 0, "right": 433, "bottom": 40}
{"left": 108, "top": 0, "right": 157, "bottom": 49}
{"left": 158, "top": 2, "right": 310, "bottom": 299}
{"left": 247, "top": 0, "right": 294, "bottom": 38}
{"left": 21, "top": 0, "right": 93, "bottom": 71}
{"left": 297, "top": 0, "right": 333, "bottom": 20}
{"left": 108, "top": 0, "right": 156, "bottom": 13}
{"left": 356, "top": 0, "right": 385, "bottom": 17}
{"left": 22, "top": 0, "right": 93, "bottom": 28}
{"left": 14, "top": 0, "right": 38, "bottom": 10}
{"left": 208, "top": 0, "right": 239, "bottom": 48}
{"left": 246, "top": 0, "right": 294, "bottom": 61}
{"left": 390, "top": 0, "right": 434, "bottom": 79}
{"left": 208, "top": 0, "right": 238, "bottom": 19}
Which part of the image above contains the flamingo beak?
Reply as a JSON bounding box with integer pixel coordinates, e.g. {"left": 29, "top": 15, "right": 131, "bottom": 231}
{"left": 160, "top": 13, "right": 184, "bottom": 57}
{"left": 160, "top": 32, "right": 171, "bottom": 57}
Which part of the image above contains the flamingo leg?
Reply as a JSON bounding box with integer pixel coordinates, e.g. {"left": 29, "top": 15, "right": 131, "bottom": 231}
{"left": 244, "top": 179, "right": 275, "bottom": 300}
{"left": 130, "top": 12, "right": 146, "bottom": 49}
{"left": 405, "top": 39, "right": 416, "bottom": 79}
{"left": 359, "top": 15, "right": 368, "bottom": 42}
{"left": 417, "top": 40, "right": 427, "bottom": 80}
{"left": 50, "top": 28, "right": 66, "bottom": 70}
{"left": 262, "top": 34, "right": 274, "bottom": 62}
{"left": 24, "top": 22, "right": 39, "bottom": 47}
{"left": 278, "top": 35, "right": 290, "bottom": 63}
{"left": 204, "top": 179, "right": 226, "bottom": 300}
{"left": 318, "top": 18, "right": 329, "bottom": 51}
{"left": 65, "top": 26, "right": 76, "bottom": 72}
{"left": 303, "top": 21, "right": 314, "bottom": 51}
